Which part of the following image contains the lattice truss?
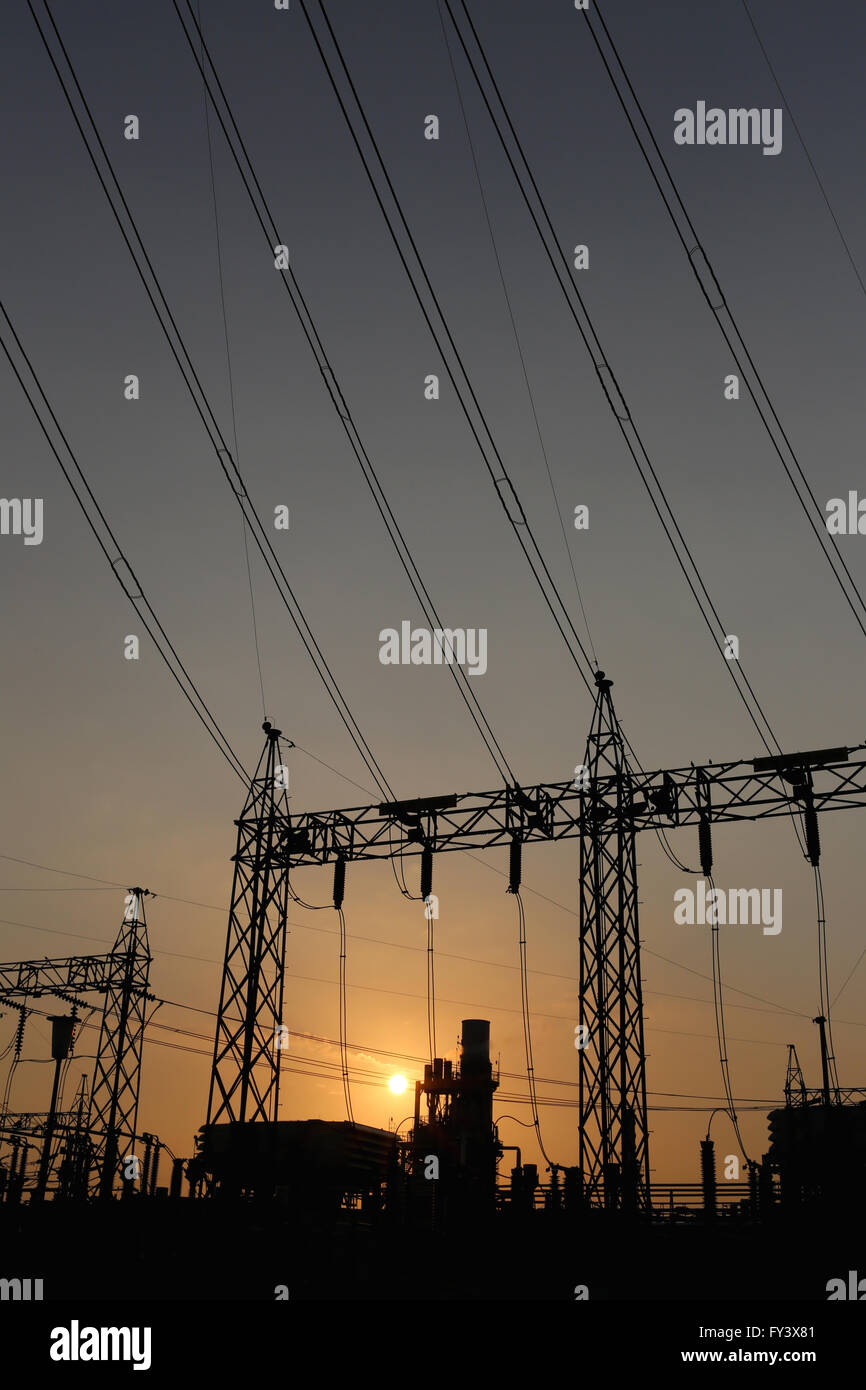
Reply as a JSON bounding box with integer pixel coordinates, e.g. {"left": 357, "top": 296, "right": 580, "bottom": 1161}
{"left": 0, "top": 890, "right": 152, "bottom": 1197}
{"left": 205, "top": 691, "right": 866, "bottom": 1206}
{"left": 206, "top": 724, "right": 292, "bottom": 1127}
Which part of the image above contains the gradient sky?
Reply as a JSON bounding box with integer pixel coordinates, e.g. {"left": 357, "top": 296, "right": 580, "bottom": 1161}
{"left": 2, "top": 0, "right": 866, "bottom": 1187}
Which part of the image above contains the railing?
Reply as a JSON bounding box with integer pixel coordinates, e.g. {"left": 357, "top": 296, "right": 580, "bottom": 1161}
{"left": 649, "top": 1181, "right": 754, "bottom": 1215}
{"left": 495, "top": 1179, "right": 757, "bottom": 1215}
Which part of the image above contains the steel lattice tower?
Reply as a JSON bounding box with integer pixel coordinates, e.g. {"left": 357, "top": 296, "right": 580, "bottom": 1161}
{"left": 579, "top": 671, "right": 650, "bottom": 1209}
{"left": 206, "top": 722, "right": 292, "bottom": 1128}
{"left": 89, "top": 888, "right": 152, "bottom": 1197}
{"left": 784, "top": 1044, "right": 807, "bottom": 1107}
{"left": 199, "top": 691, "right": 863, "bottom": 1205}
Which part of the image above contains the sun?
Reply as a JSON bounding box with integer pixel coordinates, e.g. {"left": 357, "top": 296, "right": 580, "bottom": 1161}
{"left": 388, "top": 1074, "right": 408, "bottom": 1095}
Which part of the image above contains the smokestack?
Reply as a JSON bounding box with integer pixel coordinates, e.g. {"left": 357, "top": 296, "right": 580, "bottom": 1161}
{"left": 460, "top": 1020, "right": 490, "bottom": 1076}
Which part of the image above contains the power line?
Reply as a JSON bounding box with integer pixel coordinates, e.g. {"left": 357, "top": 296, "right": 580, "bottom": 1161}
{"left": 147, "top": 1011, "right": 790, "bottom": 1105}
{"left": 290, "top": 0, "right": 747, "bottom": 906}
{"left": 0, "top": 922, "right": 794, "bottom": 1050}
{"left": 512, "top": 889, "right": 557, "bottom": 1167}
{"left": 434, "top": 0, "right": 705, "bottom": 878}
{"left": 441, "top": 0, "right": 814, "bottom": 857}
{"left": 739, "top": 0, "right": 866, "bottom": 301}
{"left": 0, "top": 855, "right": 127, "bottom": 887}
{"left": 21, "top": 1002, "right": 785, "bottom": 1109}
{"left": 0, "top": 906, "right": 829, "bottom": 1026}
{"left": 31, "top": 0, "right": 395, "bottom": 804}
{"left": 814, "top": 863, "right": 840, "bottom": 1095}
{"left": 157, "top": 1017, "right": 790, "bottom": 1106}
{"left": 0, "top": 298, "right": 250, "bottom": 788}
{"left": 832, "top": 941, "right": 866, "bottom": 1008}
{"left": 185, "top": 967, "right": 795, "bottom": 1047}
{"left": 706, "top": 871, "right": 749, "bottom": 1163}
{"left": 174, "top": 0, "right": 807, "bottom": 897}
{"left": 16, "top": 8, "right": 856, "bottom": 1173}
{"left": 195, "top": 0, "right": 268, "bottom": 722}
{"left": 577, "top": 0, "right": 866, "bottom": 640}
{"left": 287, "top": 915, "right": 813, "bottom": 1019}
{"left": 0, "top": 887, "right": 117, "bottom": 894}
{"left": 0, "top": 850, "right": 842, "bottom": 1025}
{"left": 171, "top": 0, "right": 518, "bottom": 787}
{"left": 302, "top": 0, "right": 815, "bottom": 884}
{"left": 433, "top": 0, "right": 599, "bottom": 671}
{"left": 576, "top": 0, "right": 862, "bottom": 1033}
{"left": 425, "top": 911, "right": 437, "bottom": 1063}
{"left": 122, "top": 1036, "right": 776, "bottom": 1114}
{"left": 298, "top": 0, "right": 598, "bottom": 702}
{"left": 440, "top": 0, "right": 795, "bottom": 760}
{"left": 290, "top": 743, "right": 378, "bottom": 797}
{"left": 336, "top": 906, "right": 354, "bottom": 1123}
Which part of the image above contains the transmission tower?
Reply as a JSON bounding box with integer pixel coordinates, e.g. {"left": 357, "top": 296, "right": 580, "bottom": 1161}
{"left": 206, "top": 722, "right": 300, "bottom": 1130}
{"left": 0, "top": 896, "right": 152, "bottom": 1198}
{"left": 88, "top": 888, "right": 152, "bottom": 1197}
{"left": 579, "top": 671, "right": 650, "bottom": 1209}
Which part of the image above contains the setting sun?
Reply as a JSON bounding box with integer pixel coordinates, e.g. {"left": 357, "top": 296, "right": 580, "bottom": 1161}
{"left": 388, "top": 1074, "right": 408, "bottom": 1095}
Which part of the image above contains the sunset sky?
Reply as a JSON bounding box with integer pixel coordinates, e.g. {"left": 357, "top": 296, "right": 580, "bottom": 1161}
{"left": 1, "top": 0, "right": 865, "bottom": 1187}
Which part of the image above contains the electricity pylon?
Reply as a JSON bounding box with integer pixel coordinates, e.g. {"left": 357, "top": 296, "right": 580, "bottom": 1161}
{"left": 89, "top": 888, "right": 152, "bottom": 1196}
{"left": 205, "top": 722, "right": 296, "bottom": 1128}
{"left": 0, "top": 892, "right": 152, "bottom": 1198}
{"left": 579, "top": 671, "right": 649, "bottom": 1208}
{"left": 205, "top": 690, "right": 866, "bottom": 1206}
